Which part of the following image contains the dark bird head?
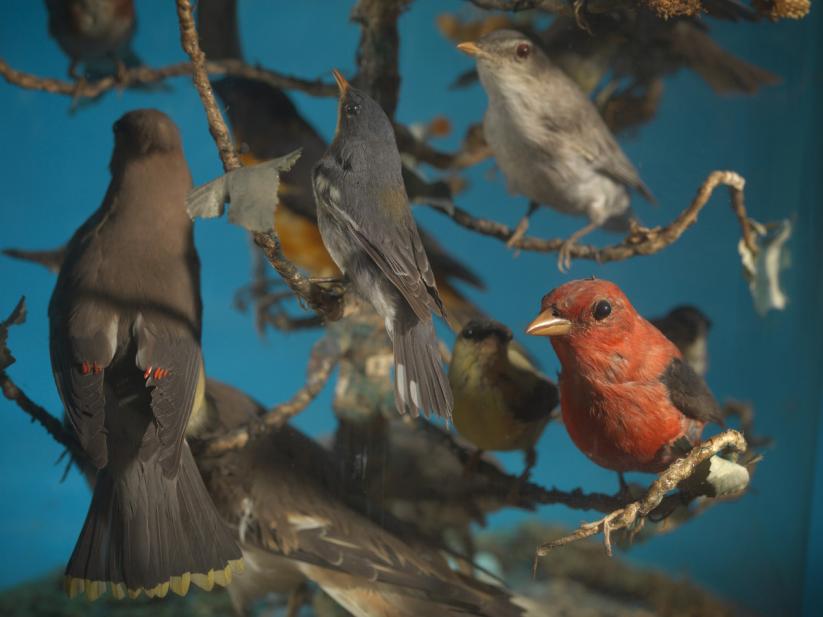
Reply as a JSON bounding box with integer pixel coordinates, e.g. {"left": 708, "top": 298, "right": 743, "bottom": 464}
{"left": 110, "top": 109, "right": 182, "bottom": 169}
{"left": 457, "top": 30, "right": 552, "bottom": 92}
{"left": 661, "top": 305, "right": 712, "bottom": 338}
{"left": 456, "top": 319, "right": 513, "bottom": 356}
{"left": 331, "top": 69, "right": 395, "bottom": 145}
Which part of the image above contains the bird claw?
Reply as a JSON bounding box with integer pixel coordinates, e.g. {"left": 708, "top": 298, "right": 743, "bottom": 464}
{"left": 557, "top": 240, "right": 575, "bottom": 273}
{"left": 585, "top": 503, "right": 641, "bottom": 556}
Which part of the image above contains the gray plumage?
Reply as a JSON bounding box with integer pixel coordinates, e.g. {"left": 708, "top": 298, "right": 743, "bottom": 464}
{"left": 312, "top": 75, "right": 453, "bottom": 420}
{"left": 461, "top": 30, "right": 654, "bottom": 267}
{"left": 49, "top": 109, "right": 240, "bottom": 600}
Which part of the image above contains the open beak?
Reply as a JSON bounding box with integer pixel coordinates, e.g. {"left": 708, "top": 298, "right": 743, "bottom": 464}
{"left": 332, "top": 69, "right": 349, "bottom": 97}
{"left": 526, "top": 310, "right": 572, "bottom": 337}
{"left": 457, "top": 41, "right": 483, "bottom": 58}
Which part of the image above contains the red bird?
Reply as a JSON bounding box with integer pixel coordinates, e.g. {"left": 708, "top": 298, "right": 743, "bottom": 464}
{"left": 526, "top": 278, "right": 723, "bottom": 474}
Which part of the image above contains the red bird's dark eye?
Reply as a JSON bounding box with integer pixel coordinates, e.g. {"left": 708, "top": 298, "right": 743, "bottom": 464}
{"left": 593, "top": 300, "right": 612, "bottom": 321}
{"left": 515, "top": 43, "right": 531, "bottom": 60}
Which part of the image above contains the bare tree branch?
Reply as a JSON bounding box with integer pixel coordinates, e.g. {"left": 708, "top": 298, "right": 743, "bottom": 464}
{"left": 202, "top": 336, "right": 340, "bottom": 455}
{"left": 175, "top": 0, "right": 343, "bottom": 323}
{"left": 351, "top": 0, "right": 412, "bottom": 118}
{"left": 2, "top": 246, "right": 66, "bottom": 273}
{"left": 0, "top": 58, "right": 335, "bottom": 101}
{"left": 534, "top": 429, "right": 748, "bottom": 563}
{"left": 0, "top": 298, "right": 81, "bottom": 459}
{"left": 426, "top": 170, "right": 758, "bottom": 265}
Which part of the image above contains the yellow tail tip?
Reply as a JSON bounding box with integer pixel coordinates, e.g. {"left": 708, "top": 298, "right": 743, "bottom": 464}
{"left": 64, "top": 558, "right": 244, "bottom": 601}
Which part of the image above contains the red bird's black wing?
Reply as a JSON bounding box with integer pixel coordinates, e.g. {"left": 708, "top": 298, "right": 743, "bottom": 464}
{"left": 661, "top": 358, "right": 724, "bottom": 425}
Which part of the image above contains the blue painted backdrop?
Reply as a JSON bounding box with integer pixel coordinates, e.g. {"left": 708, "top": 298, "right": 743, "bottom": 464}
{"left": 0, "top": 1, "right": 821, "bottom": 615}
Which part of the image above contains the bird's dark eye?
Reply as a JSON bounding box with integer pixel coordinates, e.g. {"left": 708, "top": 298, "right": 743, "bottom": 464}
{"left": 515, "top": 43, "right": 531, "bottom": 60}
{"left": 344, "top": 103, "right": 360, "bottom": 117}
{"left": 464, "top": 328, "right": 475, "bottom": 338}
{"left": 593, "top": 300, "right": 612, "bottom": 321}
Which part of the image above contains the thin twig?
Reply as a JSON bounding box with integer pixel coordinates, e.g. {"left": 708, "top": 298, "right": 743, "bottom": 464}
{"left": 0, "top": 58, "right": 335, "bottom": 101}
{"left": 0, "top": 372, "right": 81, "bottom": 458}
{"left": 534, "top": 430, "right": 748, "bottom": 564}
{"left": 174, "top": 0, "right": 343, "bottom": 322}
{"left": 351, "top": 0, "right": 412, "bottom": 118}
{"left": 426, "top": 170, "right": 757, "bottom": 264}
{"left": 202, "top": 337, "right": 340, "bottom": 455}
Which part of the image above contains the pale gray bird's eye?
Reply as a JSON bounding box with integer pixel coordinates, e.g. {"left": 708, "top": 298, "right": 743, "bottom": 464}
{"left": 515, "top": 43, "right": 531, "bottom": 60}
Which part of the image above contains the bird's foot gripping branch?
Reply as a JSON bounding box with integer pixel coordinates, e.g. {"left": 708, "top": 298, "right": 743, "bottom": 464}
{"left": 534, "top": 429, "right": 750, "bottom": 567}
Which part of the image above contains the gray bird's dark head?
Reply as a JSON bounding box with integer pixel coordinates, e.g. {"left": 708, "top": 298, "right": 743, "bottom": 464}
{"left": 331, "top": 69, "right": 395, "bottom": 145}
{"left": 457, "top": 29, "right": 551, "bottom": 90}
{"left": 110, "top": 109, "right": 182, "bottom": 168}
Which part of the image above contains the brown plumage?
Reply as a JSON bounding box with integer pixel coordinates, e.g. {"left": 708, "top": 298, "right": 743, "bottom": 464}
{"left": 49, "top": 109, "right": 241, "bottom": 600}
{"left": 188, "top": 381, "right": 531, "bottom": 617}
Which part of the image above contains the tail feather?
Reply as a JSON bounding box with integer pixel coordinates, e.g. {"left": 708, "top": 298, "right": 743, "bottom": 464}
{"left": 65, "top": 442, "right": 242, "bottom": 600}
{"left": 393, "top": 316, "right": 453, "bottom": 420}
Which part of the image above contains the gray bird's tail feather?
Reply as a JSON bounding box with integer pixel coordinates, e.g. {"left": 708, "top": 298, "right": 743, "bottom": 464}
{"left": 392, "top": 315, "right": 453, "bottom": 420}
{"left": 65, "top": 443, "right": 242, "bottom": 600}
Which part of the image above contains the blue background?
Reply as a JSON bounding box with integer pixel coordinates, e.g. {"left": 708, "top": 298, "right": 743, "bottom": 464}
{"left": 1, "top": 1, "right": 821, "bottom": 615}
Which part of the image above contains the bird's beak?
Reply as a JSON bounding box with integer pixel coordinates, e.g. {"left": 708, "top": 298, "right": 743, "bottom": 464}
{"left": 526, "top": 310, "right": 572, "bottom": 337}
{"left": 457, "top": 41, "right": 484, "bottom": 58}
{"left": 332, "top": 69, "right": 349, "bottom": 97}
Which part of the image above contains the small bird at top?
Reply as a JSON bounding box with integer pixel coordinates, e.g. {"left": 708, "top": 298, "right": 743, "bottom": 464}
{"left": 45, "top": 0, "right": 142, "bottom": 80}
{"left": 313, "top": 70, "right": 453, "bottom": 420}
{"left": 449, "top": 320, "right": 558, "bottom": 491}
{"left": 650, "top": 305, "right": 712, "bottom": 377}
{"left": 526, "top": 279, "right": 723, "bottom": 475}
{"left": 457, "top": 30, "right": 655, "bottom": 271}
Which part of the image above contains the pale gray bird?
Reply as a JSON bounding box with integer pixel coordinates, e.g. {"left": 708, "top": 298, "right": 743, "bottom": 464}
{"left": 458, "top": 30, "right": 655, "bottom": 271}
{"left": 312, "top": 70, "right": 453, "bottom": 420}
{"left": 49, "top": 109, "right": 241, "bottom": 600}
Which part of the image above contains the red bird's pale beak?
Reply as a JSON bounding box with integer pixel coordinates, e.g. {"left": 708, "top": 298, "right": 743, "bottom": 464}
{"left": 526, "top": 310, "right": 572, "bottom": 337}
{"left": 332, "top": 69, "right": 349, "bottom": 97}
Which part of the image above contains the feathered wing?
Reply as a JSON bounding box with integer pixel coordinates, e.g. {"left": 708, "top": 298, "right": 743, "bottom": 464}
{"left": 313, "top": 157, "right": 445, "bottom": 321}
{"left": 661, "top": 358, "right": 724, "bottom": 425}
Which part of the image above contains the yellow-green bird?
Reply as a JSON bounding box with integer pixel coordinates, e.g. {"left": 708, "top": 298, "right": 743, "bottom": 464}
{"left": 449, "top": 320, "right": 558, "bottom": 486}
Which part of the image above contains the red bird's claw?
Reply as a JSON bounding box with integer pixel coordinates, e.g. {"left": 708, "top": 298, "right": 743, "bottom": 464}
{"left": 92, "top": 362, "right": 103, "bottom": 374}
{"left": 81, "top": 361, "right": 91, "bottom": 375}
{"left": 143, "top": 366, "right": 153, "bottom": 380}
{"left": 153, "top": 368, "right": 169, "bottom": 380}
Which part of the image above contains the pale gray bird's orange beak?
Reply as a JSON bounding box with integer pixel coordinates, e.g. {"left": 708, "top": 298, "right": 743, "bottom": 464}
{"left": 332, "top": 69, "right": 349, "bottom": 97}
{"left": 526, "top": 310, "right": 572, "bottom": 337}
{"left": 457, "top": 41, "right": 485, "bottom": 58}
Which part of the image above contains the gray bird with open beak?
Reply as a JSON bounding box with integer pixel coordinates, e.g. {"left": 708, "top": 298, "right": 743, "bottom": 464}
{"left": 313, "top": 70, "right": 453, "bottom": 420}
{"left": 49, "top": 109, "right": 242, "bottom": 600}
{"left": 458, "top": 30, "right": 655, "bottom": 271}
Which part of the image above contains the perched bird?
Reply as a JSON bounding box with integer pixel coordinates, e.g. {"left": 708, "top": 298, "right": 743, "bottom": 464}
{"left": 49, "top": 109, "right": 241, "bottom": 600}
{"left": 650, "top": 305, "right": 712, "bottom": 377}
{"left": 45, "top": 0, "right": 143, "bottom": 80}
{"left": 313, "top": 71, "right": 453, "bottom": 419}
{"left": 526, "top": 279, "right": 723, "bottom": 473}
{"left": 457, "top": 30, "right": 655, "bottom": 270}
{"left": 188, "top": 383, "right": 533, "bottom": 617}
{"left": 450, "top": 320, "right": 558, "bottom": 486}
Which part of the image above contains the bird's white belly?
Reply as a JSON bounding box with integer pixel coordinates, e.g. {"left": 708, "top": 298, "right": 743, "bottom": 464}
{"left": 483, "top": 110, "right": 630, "bottom": 225}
